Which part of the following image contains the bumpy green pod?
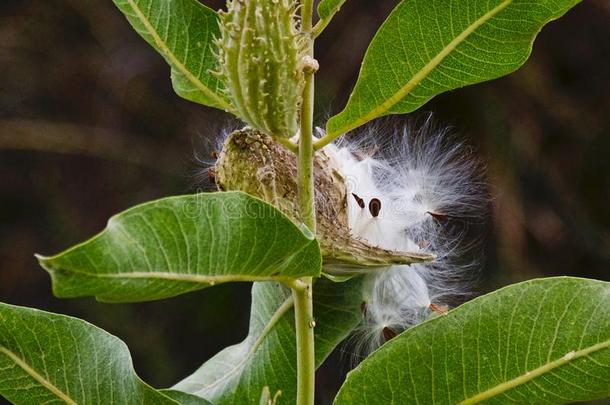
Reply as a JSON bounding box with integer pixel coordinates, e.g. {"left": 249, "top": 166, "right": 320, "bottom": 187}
{"left": 215, "top": 128, "right": 434, "bottom": 272}
{"left": 216, "top": 0, "right": 305, "bottom": 138}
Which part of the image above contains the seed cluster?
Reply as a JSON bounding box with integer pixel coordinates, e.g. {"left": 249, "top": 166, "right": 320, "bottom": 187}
{"left": 324, "top": 122, "right": 488, "bottom": 355}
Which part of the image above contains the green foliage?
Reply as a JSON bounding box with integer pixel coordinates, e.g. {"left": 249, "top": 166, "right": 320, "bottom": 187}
{"left": 161, "top": 390, "right": 213, "bottom": 404}
{"left": 1, "top": 1, "right": 603, "bottom": 404}
{"left": 0, "top": 303, "right": 210, "bottom": 404}
{"left": 111, "top": 0, "right": 231, "bottom": 111}
{"left": 326, "top": 0, "right": 582, "bottom": 138}
{"left": 37, "top": 192, "right": 321, "bottom": 303}
{"left": 172, "top": 277, "right": 363, "bottom": 404}
{"left": 334, "top": 278, "right": 610, "bottom": 405}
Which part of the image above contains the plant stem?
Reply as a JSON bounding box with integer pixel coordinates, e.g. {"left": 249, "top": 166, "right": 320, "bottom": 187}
{"left": 292, "top": 281, "right": 315, "bottom": 405}
{"left": 293, "top": 1, "right": 316, "bottom": 405}
{"left": 298, "top": 72, "right": 316, "bottom": 230}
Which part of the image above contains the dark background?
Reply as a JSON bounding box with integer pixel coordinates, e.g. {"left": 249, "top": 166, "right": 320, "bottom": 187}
{"left": 1, "top": 0, "right": 609, "bottom": 403}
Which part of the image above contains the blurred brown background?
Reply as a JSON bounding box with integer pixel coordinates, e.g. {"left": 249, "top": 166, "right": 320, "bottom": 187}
{"left": 1, "top": 0, "right": 609, "bottom": 403}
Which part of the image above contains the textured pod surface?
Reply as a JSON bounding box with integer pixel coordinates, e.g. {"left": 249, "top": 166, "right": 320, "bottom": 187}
{"left": 216, "top": 0, "right": 305, "bottom": 138}
{"left": 215, "top": 128, "right": 432, "bottom": 268}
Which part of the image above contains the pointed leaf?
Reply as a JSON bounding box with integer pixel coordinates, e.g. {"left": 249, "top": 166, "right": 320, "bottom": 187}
{"left": 326, "top": 0, "right": 581, "bottom": 137}
{"left": 334, "top": 277, "right": 610, "bottom": 405}
{"left": 112, "top": 0, "right": 233, "bottom": 111}
{"left": 37, "top": 192, "right": 321, "bottom": 303}
{"left": 0, "top": 303, "right": 206, "bottom": 404}
{"left": 173, "top": 277, "right": 364, "bottom": 404}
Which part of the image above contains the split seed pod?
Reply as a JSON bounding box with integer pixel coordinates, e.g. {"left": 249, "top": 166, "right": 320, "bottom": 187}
{"left": 216, "top": 0, "right": 306, "bottom": 138}
{"left": 215, "top": 128, "right": 433, "bottom": 270}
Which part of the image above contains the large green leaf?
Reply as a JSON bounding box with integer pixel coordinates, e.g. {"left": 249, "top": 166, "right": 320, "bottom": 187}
{"left": 0, "top": 303, "right": 210, "bottom": 404}
{"left": 172, "top": 277, "right": 364, "bottom": 404}
{"left": 334, "top": 277, "right": 610, "bottom": 405}
{"left": 37, "top": 192, "right": 321, "bottom": 303}
{"left": 112, "top": 0, "right": 233, "bottom": 112}
{"left": 326, "top": 0, "right": 581, "bottom": 138}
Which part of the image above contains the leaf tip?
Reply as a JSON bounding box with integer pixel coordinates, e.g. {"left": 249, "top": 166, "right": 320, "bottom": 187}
{"left": 34, "top": 253, "right": 53, "bottom": 270}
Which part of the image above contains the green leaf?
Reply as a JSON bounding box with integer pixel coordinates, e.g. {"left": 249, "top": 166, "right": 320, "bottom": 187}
{"left": 112, "top": 0, "right": 233, "bottom": 111}
{"left": 326, "top": 0, "right": 581, "bottom": 137}
{"left": 317, "top": 0, "right": 347, "bottom": 20}
{"left": 314, "top": 0, "right": 347, "bottom": 37}
{"left": 161, "top": 389, "right": 213, "bottom": 404}
{"left": 0, "top": 303, "right": 203, "bottom": 404}
{"left": 37, "top": 192, "right": 321, "bottom": 303}
{"left": 334, "top": 277, "right": 610, "bottom": 405}
{"left": 173, "top": 277, "right": 364, "bottom": 404}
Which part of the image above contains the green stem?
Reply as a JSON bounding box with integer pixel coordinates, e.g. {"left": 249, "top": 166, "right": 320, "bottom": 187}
{"left": 298, "top": 72, "right": 315, "bottom": 230}
{"left": 293, "top": 1, "right": 316, "bottom": 405}
{"left": 275, "top": 136, "right": 299, "bottom": 154}
{"left": 291, "top": 280, "right": 315, "bottom": 405}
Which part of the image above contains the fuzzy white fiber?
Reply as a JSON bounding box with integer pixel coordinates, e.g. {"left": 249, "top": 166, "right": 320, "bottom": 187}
{"left": 321, "top": 119, "right": 488, "bottom": 356}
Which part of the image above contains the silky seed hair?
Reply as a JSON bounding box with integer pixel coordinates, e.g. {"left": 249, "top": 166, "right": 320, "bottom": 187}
{"left": 192, "top": 122, "right": 241, "bottom": 190}
{"left": 322, "top": 117, "right": 489, "bottom": 358}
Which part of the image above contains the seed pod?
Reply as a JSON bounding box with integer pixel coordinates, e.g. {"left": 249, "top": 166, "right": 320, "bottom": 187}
{"left": 216, "top": 0, "right": 305, "bottom": 138}
{"left": 215, "top": 128, "right": 434, "bottom": 270}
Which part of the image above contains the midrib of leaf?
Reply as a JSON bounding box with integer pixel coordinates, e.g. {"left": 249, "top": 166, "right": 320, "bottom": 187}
{"left": 458, "top": 339, "right": 610, "bottom": 405}
{"left": 42, "top": 265, "right": 296, "bottom": 286}
{"left": 328, "top": 0, "right": 511, "bottom": 138}
{"left": 197, "top": 296, "right": 294, "bottom": 392}
{"left": 0, "top": 346, "right": 77, "bottom": 405}
{"left": 123, "top": 0, "right": 233, "bottom": 112}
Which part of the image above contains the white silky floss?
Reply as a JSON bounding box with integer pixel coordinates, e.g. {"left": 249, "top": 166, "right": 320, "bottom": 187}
{"left": 320, "top": 123, "right": 487, "bottom": 354}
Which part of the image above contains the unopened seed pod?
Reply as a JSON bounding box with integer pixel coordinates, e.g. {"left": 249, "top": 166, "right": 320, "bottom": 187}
{"left": 216, "top": 0, "right": 305, "bottom": 138}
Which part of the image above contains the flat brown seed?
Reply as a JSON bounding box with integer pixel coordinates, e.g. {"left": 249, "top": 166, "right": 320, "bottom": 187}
{"left": 208, "top": 168, "right": 216, "bottom": 183}
{"left": 427, "top": 210, "right": 448, "bottom": 222}
{"left": 383, "top": 327, "right": 397, "bottom": 342}
{"left": 369, "top": 198, "right": 381, "bottom": 217}
{"left": 429, "top": 303, "right": 449, "bottom": 315}
{"left": 352, "top": 193, "right": 365, "bottom": 209}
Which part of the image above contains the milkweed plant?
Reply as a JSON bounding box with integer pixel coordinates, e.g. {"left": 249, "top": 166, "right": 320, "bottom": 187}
{"left": 1, "top": 1, "right": 608, "bottom": 404}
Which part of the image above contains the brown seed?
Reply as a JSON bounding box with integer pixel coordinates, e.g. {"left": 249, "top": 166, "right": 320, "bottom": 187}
{"left": 382, "top": 326, "right": 397, "bottom": 342}
{"left": 427, "top": 211, "right": 448, "bottom": 222}
{"left": 352, "top": 193, "right": 365, "bottom": 209}
{"left": 208, "top": 168, "right": 217, "bottom": 183}
{"left": 351, "top": 146, "right": 379, "bottom": 161}
{"left": 369, "top": 198, "right": 381, "bottom": 217}
{"left": 429, "top": 303, "right": 449, "bottom": 315}
{"left": 211, "top": 150, "right": 219, "bottom": 159}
